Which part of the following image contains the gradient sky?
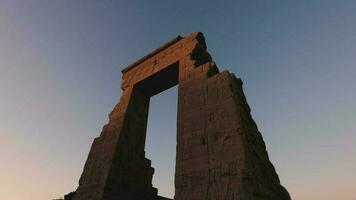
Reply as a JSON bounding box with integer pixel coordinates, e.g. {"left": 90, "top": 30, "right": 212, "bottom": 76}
{"left": 1, "top": 1, "right": 356, "bottom": 199}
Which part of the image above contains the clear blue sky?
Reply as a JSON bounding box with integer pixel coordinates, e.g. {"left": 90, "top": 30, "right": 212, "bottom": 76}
{"left": 1, "top": 1, "right": 355, "bottom": 199}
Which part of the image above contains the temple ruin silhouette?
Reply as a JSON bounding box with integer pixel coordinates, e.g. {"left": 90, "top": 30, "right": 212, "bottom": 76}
{"left": 69, "top": 32, "right": 290, "bottom": 200}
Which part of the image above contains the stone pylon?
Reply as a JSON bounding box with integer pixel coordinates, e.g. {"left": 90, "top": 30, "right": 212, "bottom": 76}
{"left": 71, "top": 32, "right": 290, "bottom": 200}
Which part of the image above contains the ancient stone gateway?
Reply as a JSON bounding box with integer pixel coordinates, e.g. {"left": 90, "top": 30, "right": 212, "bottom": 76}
{"left": 72, "top": 32, "right": 290, "bottom": 200}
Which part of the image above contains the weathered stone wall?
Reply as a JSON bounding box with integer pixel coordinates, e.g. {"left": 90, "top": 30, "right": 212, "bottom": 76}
{"left": 71, "top": 32, "right": 290, "bottom": 200}
{"left": 175, "top": 71, "right": 290, "bottom": 199}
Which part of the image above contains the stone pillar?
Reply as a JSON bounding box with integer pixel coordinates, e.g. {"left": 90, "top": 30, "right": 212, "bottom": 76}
{"left": 73, "top": 86, "right": 157, "bottom": 200}
{"left": 175, "top": 69, "right": 290, "bottom": 200}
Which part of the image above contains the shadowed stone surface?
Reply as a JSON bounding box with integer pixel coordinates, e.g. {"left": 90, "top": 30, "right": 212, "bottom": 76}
{"left": 70, "top": 32, "right": 290, "bottom": 200}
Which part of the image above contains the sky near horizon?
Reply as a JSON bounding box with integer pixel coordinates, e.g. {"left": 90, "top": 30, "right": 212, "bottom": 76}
{"left": 1, "top": 0, "right": 356, "bottom": 199}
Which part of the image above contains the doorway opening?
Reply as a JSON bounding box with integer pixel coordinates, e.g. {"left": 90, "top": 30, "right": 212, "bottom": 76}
{"left": 145, "top": 85, "right": 177, "bottom": 199}
{"left": 134, "top": 61, "right": 179, "bottom": 199}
